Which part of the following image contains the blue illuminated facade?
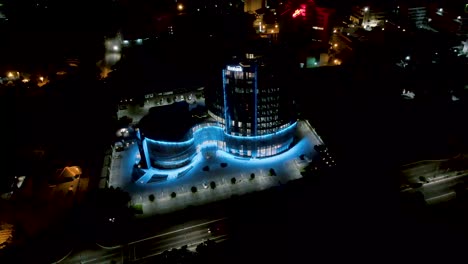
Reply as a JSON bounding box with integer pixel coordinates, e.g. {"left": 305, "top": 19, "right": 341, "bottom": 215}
{"left": 139, "top": 54, "right": 296, "bottom": 169}
{"left": 142, "top": 122, "right": 297, "bottom": 169}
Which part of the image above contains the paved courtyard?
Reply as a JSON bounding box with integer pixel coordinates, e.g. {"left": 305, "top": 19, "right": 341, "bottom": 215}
{"left": 108, "top": 120, "right": 323, "bottom": 217}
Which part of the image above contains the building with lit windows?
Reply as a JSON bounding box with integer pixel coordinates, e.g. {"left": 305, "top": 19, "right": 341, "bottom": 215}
{"left": 137, "top": 54, "right": 297, "bottom": 169}
{"left": 349, "top": 6, "right": 386, "bottom": 30}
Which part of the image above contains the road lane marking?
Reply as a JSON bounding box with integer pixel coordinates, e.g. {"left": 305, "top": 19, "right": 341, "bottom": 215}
{"left": 129, "top": 217, "right": 227, "bottom": 245}
{"left": 135, "top": 229, "right": 208, "bottom": 248}
{"left": 80, "top": 252, "right": 122, "bottom": 264}
{"left": 423, "top": 173, "right": 468, "bottom": 187}
{"left": 137, "top": 234, "right": 229, "bottom": 261}
{"left": 135, "top": 232, "right": 212, "bottom": 259}
{"left": 426, "top": 191, "right": 456, "bottom": 202}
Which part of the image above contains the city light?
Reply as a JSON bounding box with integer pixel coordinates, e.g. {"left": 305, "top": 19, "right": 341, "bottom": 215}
{"left": 364, "top": 7, "right": 369, "bottom": 12}
{"left": 177, "top": 4, "right": 184, "bottom": 11}
{"left": 333, "top": 43, "right": 338, "bottom": 47}
{"left": 292, "top": 9, "right": 301, "bottom": 18}
{"left": 457, "top": 16, "right": 461, "bottom": 20}
{"left": 292, "top": 7, "right": 305, "bottom": 18}
{"left": 227, "top": 65, "right": 243, "bottom": 72}
{"left": 113, "top": 45, "right": 119, "bottom": 51}
{"left": 7, "top": 72, "right": 13, "bottom": 78}
{"left": 39, "top": 76, "right": 44, "bottom": 82}
{"left": 275, "top": 24, "right": 278, "bottom": 28}
{"left": 22, "top": 78, "right": 29, "bottom": 83}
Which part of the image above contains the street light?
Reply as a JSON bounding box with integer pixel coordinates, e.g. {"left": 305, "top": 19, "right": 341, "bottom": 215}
{"left": 364, "top": 7, "right": 369, "bottom": 12}
{"left": 177, "top": 4, "right": 184, "bottom": 11}
{"left": 39, "top": 76, "right": 44, "bottom": 82}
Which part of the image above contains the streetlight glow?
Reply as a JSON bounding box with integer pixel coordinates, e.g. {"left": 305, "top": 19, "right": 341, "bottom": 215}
{"left": 178, "top": 4, "right": 184, "bottom": 11}
{"left": 364, "top": 7, "right": 369, "bottom": 12}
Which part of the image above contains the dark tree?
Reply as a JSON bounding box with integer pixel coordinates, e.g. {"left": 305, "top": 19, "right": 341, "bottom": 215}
{"left": 269, "top": 168, "right": 277, "bottom": 176}
{"left": 88, "top": 187, "right": 133, "bottom": 246}
{"left": 210, "top": 181, "right": 216, "bottom": 189}
{"left": 231, "top": 177, "right": 236, "bottom": 184}
{"left": 171, "top": 192, "right": 177, "bottom": 198}
{"left": 149, "top": 194, "right": 155, "bottom": 202}
{"left": 191, "top": 186, "right": 197, "bottom": 193}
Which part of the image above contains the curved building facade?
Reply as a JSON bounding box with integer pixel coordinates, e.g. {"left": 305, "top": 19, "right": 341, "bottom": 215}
{"left": 139, "top": 54, "right": 296, "bottom": 170}
{"left": 140, "top": 122, "right": 297, "bottom": 169}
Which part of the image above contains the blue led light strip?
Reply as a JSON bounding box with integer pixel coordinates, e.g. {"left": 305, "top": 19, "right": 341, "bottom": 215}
{"left": 253, "top": 64, "right": 258, "bottom": 157}
{"left": 222, "top": 69, "right": 230, "bottom": 134}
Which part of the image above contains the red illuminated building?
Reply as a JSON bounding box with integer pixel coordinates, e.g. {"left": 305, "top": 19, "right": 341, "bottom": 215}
{"left": 278, "top": 0, "right": 335, "bottom": 47}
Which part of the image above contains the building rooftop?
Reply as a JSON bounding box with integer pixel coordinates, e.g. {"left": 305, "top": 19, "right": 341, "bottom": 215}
{"left": 138, "top": 101, "right": 200, "bottom": 142}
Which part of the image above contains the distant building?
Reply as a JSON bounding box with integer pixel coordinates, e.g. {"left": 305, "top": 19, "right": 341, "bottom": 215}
{"left": 311, "top": 6, "right": 335, "bottom": 43}
{"left": 277, "top": 0, "right": 335, "bottom": 47}
{"left": 181, "top": 0, "right": 245, "bottom": 15}
{"left": 407, "top": 7, "right": 429, "bottom": 28}
{"left": 245, "top": 0, "right": 264, "bottom": 13}
{"left": 350, "top": 6, "right": 386, "bottom": 30}
{"left": 428, "top": 4, "right": 468, "bottom": 36}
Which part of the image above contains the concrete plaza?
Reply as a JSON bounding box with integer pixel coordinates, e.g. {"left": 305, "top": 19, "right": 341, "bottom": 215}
{"left": 108, "top": 120, "right": 323, "bottom": 217}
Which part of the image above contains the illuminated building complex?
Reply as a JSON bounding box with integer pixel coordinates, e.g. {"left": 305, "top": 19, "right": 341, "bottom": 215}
{"left": 137, "top": 54, "right": 297, "bottom": 169}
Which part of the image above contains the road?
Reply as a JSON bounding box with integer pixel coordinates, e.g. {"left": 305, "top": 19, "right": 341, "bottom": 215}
{"left": 400, "top": 161, "right": 447, "bottom": 183}
{"left": 61, "top": 217, "right": 229, "bottom": 264}
{"left": 403, "top": 172, "right": 468, "bottom": 205}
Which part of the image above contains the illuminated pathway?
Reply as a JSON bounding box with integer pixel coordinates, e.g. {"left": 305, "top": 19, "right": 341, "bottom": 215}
{"left": 108, "top": 120, "right": 323, "bottom": 217}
